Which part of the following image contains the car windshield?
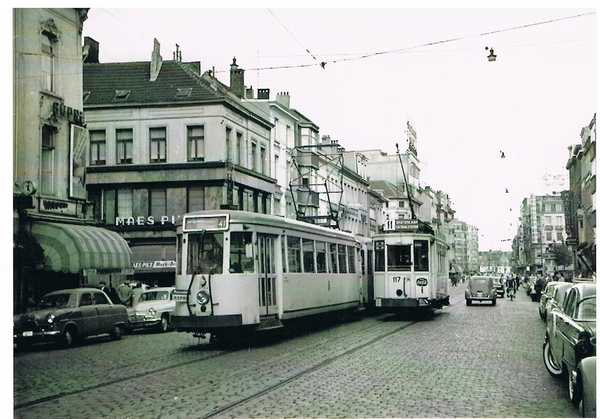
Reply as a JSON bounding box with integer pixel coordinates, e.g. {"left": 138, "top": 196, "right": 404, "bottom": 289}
{"left": 576, "top": 296, "right": 596, "bottom": 320}
{"left": 37, "top": 293, "right": 77, "bottom": 309}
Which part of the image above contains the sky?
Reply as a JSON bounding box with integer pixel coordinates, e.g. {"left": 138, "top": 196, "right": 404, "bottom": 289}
{"left": 78, "top": 5, "right": 596, "bottom": 251}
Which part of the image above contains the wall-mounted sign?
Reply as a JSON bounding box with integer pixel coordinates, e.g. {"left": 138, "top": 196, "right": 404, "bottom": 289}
{"left": 116, "top": 215, "right": 181, "bottom": 226}
{"left": 39, "top": 198, "right": 77, "bottom": 216}
{"left": 133, "top": 261, "right": 176, "bottom": 269}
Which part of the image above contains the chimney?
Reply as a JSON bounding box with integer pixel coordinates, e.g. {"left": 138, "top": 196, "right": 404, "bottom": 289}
{"left": 257, "top": 88, "right": 270, "bottom": 100}
{"left": 150, "top": 38, "right": 163, "bottom": 82}
{"left": 246, "top": 87, "right": 254, "bottom": 99}
{"left": 229, "top": 57, "right": 245, "bottom": 97}
{"left": 83, "top": 36, "right": 99, "bottom": 63}
{"left": 276, "top": 92, "right": 290, "bottom": 108}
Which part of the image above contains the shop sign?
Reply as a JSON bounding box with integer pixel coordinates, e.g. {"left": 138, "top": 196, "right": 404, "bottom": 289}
{"left": 116, "top": 215, "right": 182, "bottom": 226}
{"left": 52, "top": 102, "right": 85, "bottom": 126}
{"left": 133, "top": 261, "right": 176, "bottom": 269}
{"left": 39, "top": 198, "right": 77, "bottom": 216}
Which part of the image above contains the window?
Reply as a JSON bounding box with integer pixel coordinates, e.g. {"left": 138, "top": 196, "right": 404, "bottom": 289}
{"left": 374, "top": 241, "right": 385, "bottom": 271}
{"left": 117, "top": 188, "right": 133, "bottom": 218}
{"left": 302, "top": 238, "right": 315, "bottom": 273}
{"left": 226, "top": 127, "right": 232, "bottom": 162}
{"left": 251, "top": 142, "right": 257, "bottom": 171}
{"left": 150, "top": 188, "right": 167, "bottom": 219}
{"left": 41, "top": 125, "right": 56, "bottom": 195}
{"left": 188, "top": 187, "right": 205, "bottom": 212}
{"left": 388, "top": 244, "right": 411, "bottom": 271}
{"left": 287, "top": 236, "right": 301, "bottom": 273}
{"left": 89, "top": 130, "right": 106, "bottom": 165}
{"left": 260, "top": 145, "right": 267, "bottom": 175}
{"left": 329, "top": 243, "right": 338, "bottom": 273}
{"left": 93, "top": 293, "right": 109, "bottom": 305}
{"left": 413, "top": 240, "right": 429, "bottom": 272}
{"left": 347, "top": 245, "right": 356, "bottom": 274}
{"left": 41, "top": 34, "right": 54, "bottom": 92}
{"left": 116, "top": 129, "right": 133, "bottom": 164}
{"left": 236, "top": 132, "right": 243, "bottom": 166}
{"left": 80, "top": 293, "right": 92, "bottom": 307}
{"left": 316, "top": 241, "right": 327, "bottom": 273}
{"left": 338, "top": 244, "right": 347, "bottom": 273}
{"left": 150, "top": 127, "right": 167, "bottom": 162}
{"left": 187, "top": 232, "right": 224, "bottom": 275}
{"left": 187, "top": 126, "right": 204, "bottom": 161}
{"left": 229, "top": 232, "right": 254, "bottom": 273}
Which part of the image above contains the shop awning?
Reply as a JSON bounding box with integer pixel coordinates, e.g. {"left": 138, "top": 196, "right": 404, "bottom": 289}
{"left": 31, "top": 222, "right": 132, "bottom": 274}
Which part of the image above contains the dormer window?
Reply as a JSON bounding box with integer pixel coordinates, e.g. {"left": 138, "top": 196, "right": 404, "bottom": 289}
{"left": 114, "top": 90, "right": 131, "bottom": 101}
{"left": 175, "top": 88, "right": 192, "bottom": 98}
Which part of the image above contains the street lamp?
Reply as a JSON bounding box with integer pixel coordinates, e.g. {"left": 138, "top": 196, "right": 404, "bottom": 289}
{"left": 485, "top": 47, "right": 497, "bottom": 62}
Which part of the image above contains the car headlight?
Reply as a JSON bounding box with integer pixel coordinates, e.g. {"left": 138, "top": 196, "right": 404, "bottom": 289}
{"left": 148, "top": 308, "right": 156, "bottom": 317}
{"left": 47, "top": 314, "right": 55, "bottom": 324}
{"left": 197, "top": 290, "right": 210, "bottom": 305}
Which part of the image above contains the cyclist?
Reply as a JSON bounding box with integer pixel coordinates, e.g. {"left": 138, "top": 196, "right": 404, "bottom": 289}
{"left": 506, "top": 275, "right": 516, "bottom": 300}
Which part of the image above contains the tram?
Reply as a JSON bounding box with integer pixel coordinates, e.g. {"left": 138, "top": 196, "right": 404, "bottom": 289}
{"left": 371, "top": 218, "right": 450, "bottom": 316}
{"left": 170, "top": 210, "right": 363, "bottom": 341}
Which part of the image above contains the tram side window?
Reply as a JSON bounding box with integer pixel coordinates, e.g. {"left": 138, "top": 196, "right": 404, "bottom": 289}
{"left": 229, "top": 232, "right": 254, "bottom": 273}
{"left": 347, "top": 245, "right": 356, "bottom": 274}
{"left": 329, "top": 243, "right": 338, "bottom": 273}
{"left": 303, "top": 238, "right": 315, "bottom": 273}
{"left": 338, "top": 244, "right": 348, "bottom": 273}
{"left": 287, "top": 236, "right": 301, "bottom": 273}
{"left": 414, "top": 240, "right": 429, "bottom": 272}
{"left": 187, "top": 232, "right": 224, "bottom": 274}
{"left": 315, "top": 241, "right": 327, "bottom": 273}
{"left": 388, "top": 244, "right": 411, "bottom": 271}
{"left": 374, "top": 241, "right": 385, "bottom": 272}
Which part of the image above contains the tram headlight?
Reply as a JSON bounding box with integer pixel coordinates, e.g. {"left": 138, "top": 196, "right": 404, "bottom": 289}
{"left": 197, "top": 290, "right": 210, "bottom": 305}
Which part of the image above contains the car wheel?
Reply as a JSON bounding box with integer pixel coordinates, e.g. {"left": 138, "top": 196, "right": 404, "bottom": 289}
{"left": 466, "top": 299, "right": 472, "bottom": 306}
{"left": 61, "top": 327, "right": 77, "bottom": 349}
{"left": 491, "top": 299, "right": 496, "bottom": 306}
{"left": 158, "top": 315, "right": 169, "bottom": 333}
{"left": 109, "top": 325, "right": 123, "bottom": 341}
{"left": 569, "top": 370, "right": 583, "bottom": 407}
{"left": 543, "top": 337, "right": 564, "bottom": 378}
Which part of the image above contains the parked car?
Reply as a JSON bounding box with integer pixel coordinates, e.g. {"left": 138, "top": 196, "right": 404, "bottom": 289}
{"left": 127, "top": 287, "right": 175, "bottom": 332}
{"left": 543, "top": 282, "right": 596, "bottom": 406}
{"left": 539, "top": 282, "right": 573, "bottom": 321}
{"left": 13, "top": 288, "right": 128, "bottom": 349}
{"left": 575, "top": 356, "right": 596, "bottom": 417}
{"left": 492, "top": 277, "right": 505, "bottom": 298}
{"left": 465, "top": 276, "right": 497, "bottom": 306}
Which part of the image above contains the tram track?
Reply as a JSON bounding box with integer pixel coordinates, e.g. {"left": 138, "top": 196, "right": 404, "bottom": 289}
{"left": 14, "top": 312, "right": 411, "bottom": 413}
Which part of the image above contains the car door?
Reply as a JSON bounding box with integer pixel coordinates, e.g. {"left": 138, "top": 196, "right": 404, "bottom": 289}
{"left": 93, "top": 292, "right": 116, "bottom": 334}
{"left": 78, "top": 292, "right": 98, "bottom": 336}
{"left": 555, "top": 288, "right": 579, "bottom": 367}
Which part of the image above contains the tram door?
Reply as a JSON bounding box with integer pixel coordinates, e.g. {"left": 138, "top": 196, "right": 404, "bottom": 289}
{"left": 257, "top": 234, "right": 278, "bottom": 316}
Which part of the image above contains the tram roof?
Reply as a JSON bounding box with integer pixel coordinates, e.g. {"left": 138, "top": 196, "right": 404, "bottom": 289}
{"left": 180, "top": 210, "right": 357, "bottom": 240}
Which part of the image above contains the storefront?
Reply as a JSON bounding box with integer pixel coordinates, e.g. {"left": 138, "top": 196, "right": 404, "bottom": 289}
{"left": 17, "top": 221, "right": 134, "bottom": 311}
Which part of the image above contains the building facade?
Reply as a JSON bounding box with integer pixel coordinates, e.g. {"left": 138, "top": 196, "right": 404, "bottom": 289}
{"left": 565, "top": 114, "right": 596, "bottom": 277}
{"left": 13, "top": 9, "right": 132, "bottom": 313}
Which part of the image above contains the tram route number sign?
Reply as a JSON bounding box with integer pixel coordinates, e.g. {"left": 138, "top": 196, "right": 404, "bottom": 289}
{"left": 384, "top": 219, "right": 419, "bottom": 232}
{"left": 183, "top": 214, "right": 229, "bottom": 232}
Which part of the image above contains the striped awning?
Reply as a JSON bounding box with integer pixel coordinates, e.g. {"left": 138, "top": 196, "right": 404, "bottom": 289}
{"left": 31, "top": 222, "right": 132, "bottom": 274}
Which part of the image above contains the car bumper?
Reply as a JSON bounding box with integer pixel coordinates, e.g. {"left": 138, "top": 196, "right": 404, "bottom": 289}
{"left": 128, "top": 315, "right": 161, "bottom": 329}
{"left": 14, "top": 329, "right": 61, "bottom": 344}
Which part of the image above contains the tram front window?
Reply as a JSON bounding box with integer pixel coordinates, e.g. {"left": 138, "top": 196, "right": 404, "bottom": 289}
{"left": 388, "top": 244, "right": 411, "bottom": 271}
{"left": 187, "top": 232, "right": 224, "bottom": 274}
{"left": 229, "top": 232, "right": 254, "bottom": 273}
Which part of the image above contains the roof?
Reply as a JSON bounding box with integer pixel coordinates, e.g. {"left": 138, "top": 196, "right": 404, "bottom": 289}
{"left": 83, "top": 60, "right": 271, "bottom": 129}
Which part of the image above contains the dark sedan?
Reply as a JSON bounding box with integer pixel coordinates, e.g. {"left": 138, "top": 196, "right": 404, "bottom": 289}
{"left": 543, "top": 282, "right": 596, "bottom": 407}
{"left": 14, "top": 288, "right": 128, "bottom": 349}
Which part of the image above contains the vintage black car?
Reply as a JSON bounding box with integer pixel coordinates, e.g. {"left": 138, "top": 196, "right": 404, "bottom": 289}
{"left": 14, "top": 288, "right": 128, "bottom": 349}
{"left": 543, "top": 282, "right": 596, "bottom": 407}
{"left": 465, "top": 276, "right": 497, "bottom": 306}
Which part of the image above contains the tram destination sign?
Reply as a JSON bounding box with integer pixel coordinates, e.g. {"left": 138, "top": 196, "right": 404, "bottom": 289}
{"left": 384, "top": 219, "right": 419, "bottom": 232}
{"left": 183, "top": 214, "right": 229, "bottom": 232}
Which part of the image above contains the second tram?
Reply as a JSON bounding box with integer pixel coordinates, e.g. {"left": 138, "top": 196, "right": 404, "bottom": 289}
{"left": 372, "top": 219, "right": 450, "bottom": 316}
{"left": 170, "top": 210, "right": 364, "bottom": 341}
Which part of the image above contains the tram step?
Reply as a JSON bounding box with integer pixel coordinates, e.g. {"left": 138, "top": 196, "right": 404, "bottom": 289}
{"left": 258, "top": 316, "right": 283, "bottom": 331}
